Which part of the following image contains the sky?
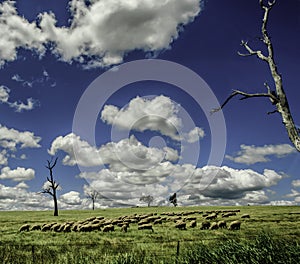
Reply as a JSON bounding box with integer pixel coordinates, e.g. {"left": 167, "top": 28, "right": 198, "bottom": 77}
{"left": 0, "top": 0, "right": 299, "bottom": 211}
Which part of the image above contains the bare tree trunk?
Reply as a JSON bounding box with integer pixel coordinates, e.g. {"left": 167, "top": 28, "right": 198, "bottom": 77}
{"left": 41, "top": 157, "right": 60, "bottom": 216}
{"left": 211, "top": 0, "right": 300, "bottom": 151}
{"left": 53, "top": 191, "right": 58, "bottom": 216}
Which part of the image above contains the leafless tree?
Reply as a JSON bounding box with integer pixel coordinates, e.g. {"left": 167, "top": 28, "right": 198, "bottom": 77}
{"left": 86, "top": 189, "right": 99, "bottom": 210}
{"left": 140, "top": 195, "right": 154, "bottom": 207}
{"left": 169, "top": 193, "right": 177, "bottom": 207}
{"left": 212, "top": 0, "right": 300, "bottom": 152}
{"left": 41, "top": 157, "right": 59, "bottom": 216}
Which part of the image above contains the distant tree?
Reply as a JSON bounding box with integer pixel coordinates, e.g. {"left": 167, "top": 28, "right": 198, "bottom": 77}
{"left": 85, "top": 187, "right": 99, "bottom": 210}
{"left": 169, "top": 193, "right": 177, "bottom": 207}
{"left": 140, "top": 195, "right": 154, "bottom": 207}
{"left": 212, "top": 0, "right": 300, "bottom": 152}
{"left": 41, "top": 157, "right": 59, "bottom": 216}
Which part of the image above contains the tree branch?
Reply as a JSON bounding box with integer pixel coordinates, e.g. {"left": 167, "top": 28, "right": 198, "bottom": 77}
{"left": 212, "top": 0, "right": 300, "bottom": 151}
{"left": 211, "top": 90, "right": 278, "bottom": 114}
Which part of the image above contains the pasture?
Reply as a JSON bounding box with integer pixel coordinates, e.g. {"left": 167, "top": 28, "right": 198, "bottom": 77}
{"left": 0, "top": 205, "right": 300, "bottom": 263}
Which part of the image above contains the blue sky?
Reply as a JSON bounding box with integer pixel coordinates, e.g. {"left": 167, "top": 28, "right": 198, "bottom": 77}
{"left": 0, "top": 0, "right": 299, "bottom": 210}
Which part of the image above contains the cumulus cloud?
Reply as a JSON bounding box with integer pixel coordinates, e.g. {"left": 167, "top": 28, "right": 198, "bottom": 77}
{"left": 0, "top": 124, "right": 41, "bottom": 151}
{"left": 101, "top": 95, "right": 205, "bottom": 141}
{"left": 182, "top": 166, "right": 283, "bottom": 200}
{"left": 226, "top": 144, "right": 296, "bottom": 165}
{"left": 49, "top": 133, "right": 178, "bottom": 169}
{"left": 60, "top": 191, "right": 82, "bottom": 205}
{"left": 0, "top": 166, "right": 35, "bottom": 181}
{"left": 0, "top": 0, "right": 202, "bottom": 68}
{"left": 77, "top": 164, "right": 284, "bottom": 207}
{"left": 0, "top": 183, "right": 87, "bottom": 210}
{"left": 0, "top": 85, "right": 38, "bottom": 112}
{"left": 292, "top": 180, "right": 300, "bottom": 188}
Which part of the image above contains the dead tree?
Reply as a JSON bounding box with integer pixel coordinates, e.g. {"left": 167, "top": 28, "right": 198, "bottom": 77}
{"left": 41, "top": 157, "right": 59, "bottom": 216}
{"left": 86, "top": 189, "right": 99, "bottom": 210}
{"left": 169, "top": 193, "right": 177, "bottom": 207}
{"left": 212, "top": 0, "right": 300, "bottom": 152}
{"left": 140, "top": 195, "right": 154, "bottom": 207}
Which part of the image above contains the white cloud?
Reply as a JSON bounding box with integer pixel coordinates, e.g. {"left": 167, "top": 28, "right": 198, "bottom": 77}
{"left": 0, "top": 85, "right": 37, "bottom": 112}
{"left": 0, "top": 85, "right": 10, "bottom": 103}
{"left": 49, "top": 133, "right": 178, "bottom": 169}
{"left": 226, "top": 144, "right": 296, "bottom": 165}
{"left": 76, "top": 164, "right": 284, "bottom": 207}
{"left": 0, "top": 124, "right": 41, "bottom": 151}
{"left": 292, "top": 180, "right": 300, "bottom": 188}
{"left": 0, "top": 0, "right": 202, "bottom": 68}
{"left": 11, "top": 70, "right": 56, "bottom": 88}
{"left": 101, "top": 95, "right": 204, "bottom": 141}
{"left": 0, "top": 166, "right": 35, "bottom": 181}
{"left": 185, "top": 127, "right": 205, "bottom": 143}
{"left": 60, "top": 191, "right": 82, "bottom": 205}
{"left": 0, "top": 183, "right": 86, "bottom": 210}
{"left": 15, "top": 181, "right": 29, "bottom": 189}
{"left": 285, "top": 189, "right": 300, "bottom": 198}
{"left": 269, "top": 200, "right": 297, "bottom": 206}
{"left": 0, "top": 150, "right": 8, "bottom": 165}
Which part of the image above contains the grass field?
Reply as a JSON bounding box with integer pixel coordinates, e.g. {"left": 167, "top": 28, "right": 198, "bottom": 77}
{"left": 1, "top": 205, "right": 300, "bottom": 263}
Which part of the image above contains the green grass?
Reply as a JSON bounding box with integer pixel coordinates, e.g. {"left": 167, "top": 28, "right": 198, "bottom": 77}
{"left": 0, "top": 206, "right": 300, "bottom": 263}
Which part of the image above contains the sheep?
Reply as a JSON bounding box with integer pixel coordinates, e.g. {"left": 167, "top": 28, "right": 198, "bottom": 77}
{"left": 41, "top": 223, "right": 53, "bottom": 232}
{"left": 63, "top": 224, "right": 72, "bottom": 232}
{"left": 138, "top": 224, "right": 154, "bottom": 232}
{"left": 102, "top": 224, "right": 114, "bottom": 232}
{"left": 222, "top": 212, "right": 236, "bottom": 218}
{"left": 228, "top": 220, "right": 241, "bottom": 230}
{"left": 209, "top": 222, "right": 219, "bottom": 230}
{"left": 175, "top": 221, "right": 186, "bottom": 230}
{"left": 78, "top": 224, "right": 93, "bottom": 232}
{"left": 121, "top": 224, "right": 128, "bottom": 233}
{"left": 217, "top": 221, "right": 227, "bottom": 229}
{"left": 31, "top": 224, "right": 41, "bottom": 231}
{"left": 241, "top": 214, "right": 250, "bottom": 219}
{"left": 153, "top": 219, "right": 162, "bottom": 225}
{"left": 205, "top": 213, "right": 217, "bottom": 220}
{"left": 189, "top": 220, "right": 197, "bottom": 228}
{"left": 19, "top": 224, "right": 30, "bottom": 232}
{"left": 51, "top": 223, "right": 62, "bottom": 232}
{"left": 200, "top": 221, "right": 210, "bottom": 230}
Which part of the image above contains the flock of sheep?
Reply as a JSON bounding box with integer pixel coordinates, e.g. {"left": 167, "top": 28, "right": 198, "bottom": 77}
{"left": 19, "top": 209, "right": 250, "bottom": 234}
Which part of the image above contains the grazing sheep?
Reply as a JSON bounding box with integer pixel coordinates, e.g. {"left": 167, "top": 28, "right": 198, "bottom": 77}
{"left": 121, "top": 224, "right": 128, "bottom": 232}
{"left": 138, "top": 224, "right": 154, "bottom": 232}
{"left": 206, "top": 213, "right": 217, "bottom": 220}
{"left": 189, "top": 220, "right": 197, "bottom": 228}
{"left": 63, "top": 224, "right": 72, "bottom": 232}
{"left": 222, "top": 212, "right": 236, "bottom": 218}
{"left": 209, "top": 222, "right": 219, "bottom": 230}
{"left": 175, "top": 221, "right": 186, "bottom": 230}
{"left": 228, "top": 220, "right": 241, "bottom": 230}
{"left": 19, "top": 224, "right": 30, "bottom": 232}
{"left": 200, "top": 221, "right": 210, "bottom": 230}
{"left": 153, "top": 219, "right": 162, "bottom": 225}
{"left": 51, "top": 223, "right": 62, "bottom": 232}
{"left": 103, "top": 224, "right": 114, "bottom": 232}
{"left": 41, "top": 224, "right": 53, "bottom": 232}
{"left": 31, "top": 224, "right": 41, "bottom": 231}
{"left": 241, "top": 214, "right": 250, "bottom": 219}
{"left": 85, "top": 217, "right": 96, "bottom": 222}
{"left": 217, "top": 221, "right": 227, "bottom": 229}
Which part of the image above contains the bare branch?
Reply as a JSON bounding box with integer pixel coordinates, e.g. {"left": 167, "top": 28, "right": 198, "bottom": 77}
{"left": 211, "top": 89, "right": 277, "bottom": 114}
{"left": 238, "top": 40, "right": 268, "bottom": 62}
{"left": 267, "top": 109, "right": 278, "bottom": 115}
